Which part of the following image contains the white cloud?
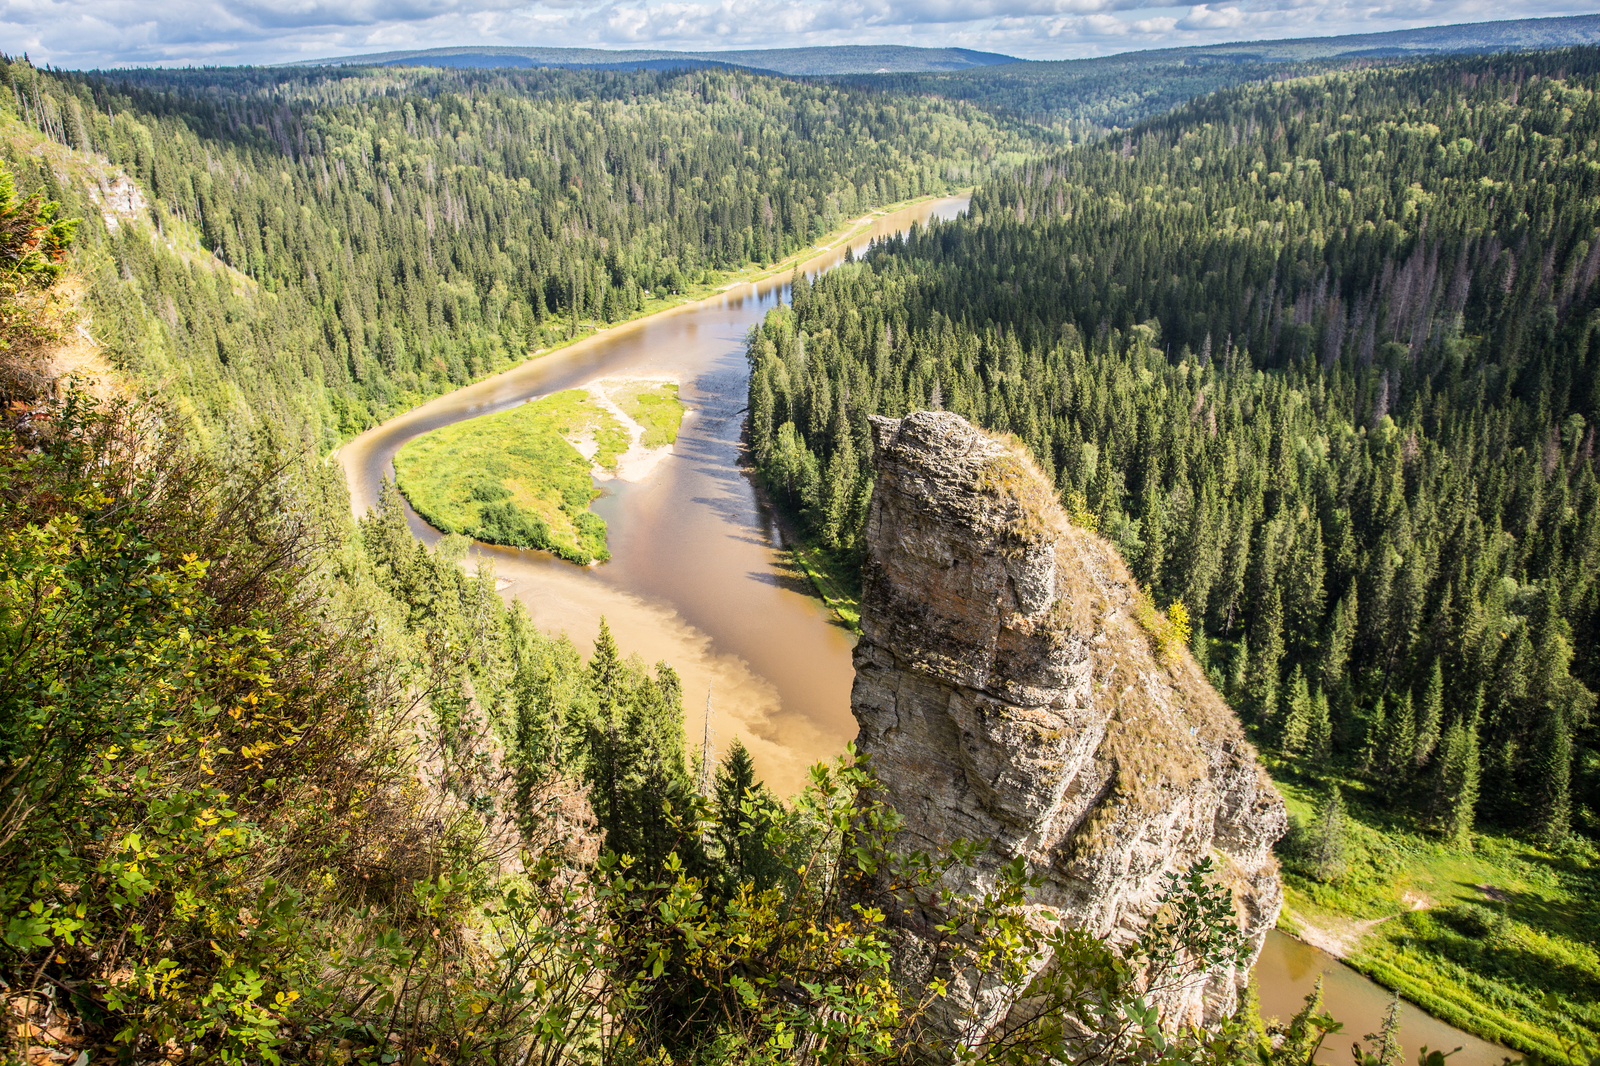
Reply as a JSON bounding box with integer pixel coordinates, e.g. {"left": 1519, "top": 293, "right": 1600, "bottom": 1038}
{"left": 1178, "top": 4, "right": 1246, "bottom": 30}
{"left": 0, "top": 0, "right": 1596, "bottom": 66}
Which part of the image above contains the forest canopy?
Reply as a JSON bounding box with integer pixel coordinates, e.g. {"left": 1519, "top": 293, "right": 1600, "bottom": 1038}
{"left": 0, "top": 58, "right": 1044, "bottom": 451}
{"left": 747, "top": 47, "right": 1600, "bottom": 1048}
{"left": 3, "top": 29, "right": 1598, "bottom": 1065}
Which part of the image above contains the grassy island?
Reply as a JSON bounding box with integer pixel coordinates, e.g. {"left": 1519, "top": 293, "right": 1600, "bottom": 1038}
{"left": 394, "top": 381, "right": 684, "bottom": 564}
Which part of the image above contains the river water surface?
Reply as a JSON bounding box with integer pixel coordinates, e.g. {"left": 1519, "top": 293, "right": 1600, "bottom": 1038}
{"left": 340, "top": 197, "right": 968, "bottom": 800}
{"left": 337, "top": 195, "right": 1505, "bottom": 1064}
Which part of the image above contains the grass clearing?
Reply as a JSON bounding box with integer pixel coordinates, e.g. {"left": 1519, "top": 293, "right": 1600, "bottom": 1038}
{"left": 1265, "top": 753, "right": 1600, "bottom": 1059}
{"left": 394, "top": 390, "right": 624, "bottom": 564}
{"left": 609, "top": 380, "right": 685, "bottom": 448}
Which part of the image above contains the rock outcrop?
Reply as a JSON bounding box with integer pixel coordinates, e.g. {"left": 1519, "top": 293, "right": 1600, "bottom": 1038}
{"left": 851, "top": 411, "right": 1286, "bottom": 1044}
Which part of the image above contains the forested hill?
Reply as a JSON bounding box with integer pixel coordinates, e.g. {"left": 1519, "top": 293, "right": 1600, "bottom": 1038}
{"left": 300, "top": 45, "right": 1019, "bottom": 76}
{"left": 749, "top": 46, "right": 1600, "bottom": 1042}
{"left": 848, "top": 14, "right": 1600, "bottom": 135}
{"left": 0, "top": 51, "right": 1319, "bottom": 1065}
{"left": 0, "top": 60, "right": 1041, "bottom": 450}
{"left": 752, "top": 47, "right": 1599, "bottom": 846}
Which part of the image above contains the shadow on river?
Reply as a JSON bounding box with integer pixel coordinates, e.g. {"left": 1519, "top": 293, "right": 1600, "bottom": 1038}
{"left": 337, "top": 194, "right": 1508, "bottom": 1066}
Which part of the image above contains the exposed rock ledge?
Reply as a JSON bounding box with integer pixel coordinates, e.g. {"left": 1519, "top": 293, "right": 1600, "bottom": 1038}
{"left": 851, "top": 411, "right": 1286, "bottom": 1045}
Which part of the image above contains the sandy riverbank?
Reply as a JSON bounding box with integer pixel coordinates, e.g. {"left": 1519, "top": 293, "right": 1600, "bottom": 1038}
{"left": 583, "top": 375, "right": 684, "bottom": 482}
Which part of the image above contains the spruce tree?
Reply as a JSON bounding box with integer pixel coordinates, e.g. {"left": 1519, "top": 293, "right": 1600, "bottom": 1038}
{"left": 1322, "top": 587, "right": 1357, "bottom": 695}
{"left": 1247, "top": 590, "right": 1286, "bottom": 725}
{"left": 1228, "top": 636, "right": 1250, "bottom": 701}
{"left": 1379, "top": 691, "right": 1417, "bottom": 802}
{"left": 620, "top": 663, "right": 697, "bottom": 872}
{"left": 1307, "top": 686, "right": 1333, "bottom": 758}
{"left": 1431, "top": 692, "right": 1481, "bottom": 847}
{"left": 713, "top": 738, "right": 783, "bottom": 895}
{"left": 590, "top": 616, "right": 623, "bottom": 715}
{"left": 587, "top": 617, "right": 626, "bottom": 856}
{"left": 1287, "top": 520, "right": 1327, "bottom": 651}
{"left": 1358, "top": 696, "right": 1387, "bottom": 775}
{"left": 1530, "top": 699, "right": 1572, "bottom": 845}
{"left": 1415, "top": 660, "right": 1444, "bottom": 769}
{"left": 1307, "top": 784, "right": 1348, "bottom": 881}
{"left": 582, "top": 622, "right": 699, "bottom": 872}
{"left": 750, "top": 370, "right": 775, "bottom": 465}
{"left": 1481, "top": 625, "right": 1532, "bottom": 822}
{"left": 1280, "top": 666, "right": 1313, "bottom": 754}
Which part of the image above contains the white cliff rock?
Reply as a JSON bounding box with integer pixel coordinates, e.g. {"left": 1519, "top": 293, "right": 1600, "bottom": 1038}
{"left": 851, "top": 411, "right": 1286, "bottom": 1044}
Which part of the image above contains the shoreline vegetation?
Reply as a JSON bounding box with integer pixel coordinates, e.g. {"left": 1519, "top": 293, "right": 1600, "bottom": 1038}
{"left": 744, "top": 52, "right": 1600, "bottom": 1058}
{"left": 374, "top": 192, "right": 963, "bottom": 571}
{"left": 394, "top": 378, "right": 685, "bottom": 564}
{"left": 332, "top": 190, "right": 967, "bottom": 465}
{"left": 1270, "top": 755, "right": 1598, "bottom": 1059}
{"left": 740, "top": 447, "right": 865, "bottom": 631}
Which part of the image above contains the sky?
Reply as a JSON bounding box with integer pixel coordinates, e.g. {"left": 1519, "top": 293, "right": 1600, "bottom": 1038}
{"left": 0, "top": 0, "right": 1595, "bottom": 69}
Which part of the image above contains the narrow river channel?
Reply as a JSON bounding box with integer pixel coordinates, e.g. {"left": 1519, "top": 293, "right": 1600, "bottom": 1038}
{"left": 339, "top": 197, "right": 968, "bottom": 800}
{"left": 337, "top": 195, "right": 1505, "bottom": 1065}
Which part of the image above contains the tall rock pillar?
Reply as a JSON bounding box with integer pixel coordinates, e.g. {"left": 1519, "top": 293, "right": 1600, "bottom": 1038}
{"left": 850, "top": 411, "right": 1286, "bottom": 1043}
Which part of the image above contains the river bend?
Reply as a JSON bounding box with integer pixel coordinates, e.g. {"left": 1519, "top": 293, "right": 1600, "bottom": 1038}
{"left": 337, "top": 195, "right": 1505, "bottom": 1066}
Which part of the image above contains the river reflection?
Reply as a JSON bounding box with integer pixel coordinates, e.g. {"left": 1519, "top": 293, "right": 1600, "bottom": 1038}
{"left": 338, "top": 197, "right": 967, "bottom": 798}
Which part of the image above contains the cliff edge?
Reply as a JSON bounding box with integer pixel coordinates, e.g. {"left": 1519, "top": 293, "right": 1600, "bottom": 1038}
{"left": 851, "top": 411, "right": 1286, "bottom": 1042}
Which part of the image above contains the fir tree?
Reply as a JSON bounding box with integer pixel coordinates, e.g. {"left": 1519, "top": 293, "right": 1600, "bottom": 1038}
{"left": 1320, "top": 585, "right": 1358, "bottom": 706}
{"left": 749, "top": 370, "right": 775, "bottom": 465}
{"left": 587, "top": 617, "right": 626, "bottom": 855}
{"left": 1358, "top": 696, "right": 1387, "bottom": 775}
{"left": 1227, "top": 636, "right": 1250, "bottom": 701}
{"left": 1431, "top": 691, "right": 1482, "bottom": 847}
{"left": 1307, "top": 686, "right": 1333, "bottom": 758}
{"left": 1247, "top": 590, "right": 1286, "bottom": 725}
{"left": 583, "top": 620, "right": 698, "bottom": 872}
{"left": 1415, "top": 660, "right": 1444, "bottom": 769}
{"left": 1287, "top": 520, "right": 1327, "bottom": 652}
{"left": 1530, "top": 699, "right": 1572, "bottom": 845}
{"left": 713, "top": 738, "right": 784, "bottom": 895}
{"left": 1307, "top": 784, "right": 1348, "bottom": 881}
{"left": 1280, "top": 665, "right": 1313, "bottom": 755}
{"left": 1379, "top": 691, "right": 1417, "bottom": 801}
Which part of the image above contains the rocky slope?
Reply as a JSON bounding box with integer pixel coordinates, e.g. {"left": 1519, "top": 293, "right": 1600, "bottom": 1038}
{"left": 851, "top": 411, "right": 1286, "bottom": 1044}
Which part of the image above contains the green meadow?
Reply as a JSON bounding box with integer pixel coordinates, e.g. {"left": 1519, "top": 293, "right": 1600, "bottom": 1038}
{"left": 394, "top": 390, "right": 624, "bottom": 564}
{"left": 611, "top": 379, "right": 685, "bottom": 448}
{"left": 1268, "top": 757, "right": 1600, "bottom": 1058}
{"left": 393, "top": 383, "right": 685, "bottom": 565}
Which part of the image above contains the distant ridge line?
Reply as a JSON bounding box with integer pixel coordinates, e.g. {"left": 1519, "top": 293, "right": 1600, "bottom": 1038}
{"left": 288, "top": 45, "right": 1017, "bottom": 77}
{"left": 288, "top": 15, "right": 1600, "bottom": 78}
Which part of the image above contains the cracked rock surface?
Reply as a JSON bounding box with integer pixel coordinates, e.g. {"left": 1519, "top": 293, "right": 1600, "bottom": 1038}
{"left": 851, "top": 411, "right": 1286, "bottom": 1044}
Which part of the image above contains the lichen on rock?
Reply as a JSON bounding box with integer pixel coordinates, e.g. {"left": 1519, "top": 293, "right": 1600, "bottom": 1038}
{"left": 851, "top": 410, "right": 1287, "bottom": 1044}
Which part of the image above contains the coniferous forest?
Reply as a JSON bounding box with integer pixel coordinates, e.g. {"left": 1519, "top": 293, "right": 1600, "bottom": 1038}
{"left": 2, "top": 59, "right": 1040, "bottom": 448}
{"left": 751, "top": 49, "right": 1600, "bottom": 840}
{"left": 749, "top": 48, "right": 1600, "bottom": 1045}
{"left": 2, "top": 30, "right": 1599, "bottom": 1066}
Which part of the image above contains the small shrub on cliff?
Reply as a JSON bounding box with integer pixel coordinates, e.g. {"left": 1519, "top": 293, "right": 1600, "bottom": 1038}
{"left": 1064, "top": 489, "right": 1099, "bottom": 532}
{"left": 1134, "top": 585, "right": 1193, "bottom": 666}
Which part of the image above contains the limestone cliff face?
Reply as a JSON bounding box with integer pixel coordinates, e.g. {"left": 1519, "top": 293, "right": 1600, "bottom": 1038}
{"left": 851, "top": 411, "right": 1286, "bottom": 1042}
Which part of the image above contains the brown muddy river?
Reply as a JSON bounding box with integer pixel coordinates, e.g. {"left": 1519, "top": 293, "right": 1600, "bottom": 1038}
{"left": 338, "top": 195, "right": 1507, "bottom": 1064}
{"left": 339, "top": 198, "right": 968, "bottom": 800}
{"left": 1255, "top": 931, "right": 1510, "bottom": 1066}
